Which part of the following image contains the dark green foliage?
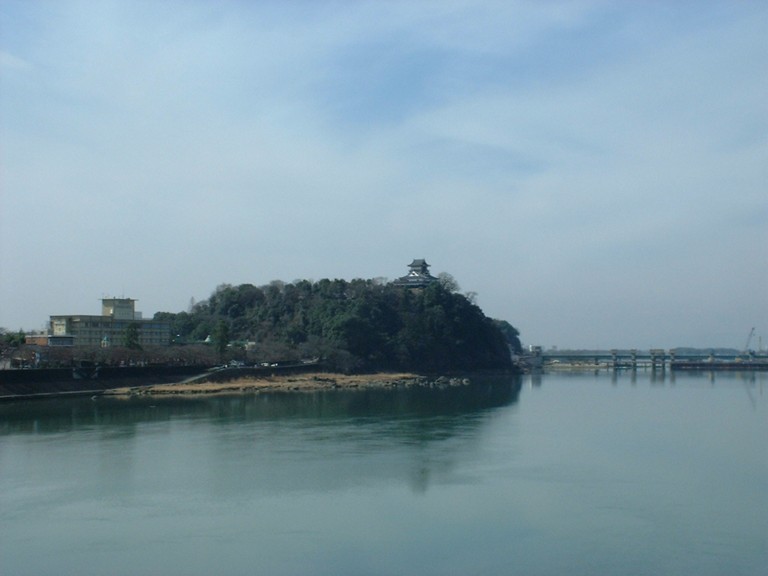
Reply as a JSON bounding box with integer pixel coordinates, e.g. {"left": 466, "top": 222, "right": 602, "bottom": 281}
{"left": 212, "top": 320, "right": 230, "bottom": 360}
{"left": 123, "top": 323, "right": 143, "bottom": 350}
{"left": 154, "top": 279, "right": 518, "bottom": 373}
{"left": 493, "top": 319, "right": 524, "bottom": 354}
{"left": 1, "top": 329, "right": 26, "bottom": 348}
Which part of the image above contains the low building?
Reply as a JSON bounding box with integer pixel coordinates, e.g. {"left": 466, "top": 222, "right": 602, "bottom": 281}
{"left": 25, "top": 333, "right": 75, "bottom": 347}
{"left": 24, "top": 334, "right": 50, "bottom": 346}
{"left": 393, "top": 258, "right": 438, "bottom": 289}
{"left": 50, "top": 298, "right": 170, "bottom": 347}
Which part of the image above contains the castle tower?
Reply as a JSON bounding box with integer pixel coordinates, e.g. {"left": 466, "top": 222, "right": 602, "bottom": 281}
{"left": 393, "top": 259, "right": 438, "bottom": 288}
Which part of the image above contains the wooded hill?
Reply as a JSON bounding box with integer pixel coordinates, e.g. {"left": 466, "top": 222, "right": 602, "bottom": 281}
{"left": 154, "top": 279, "right": 522, "bottom": 373}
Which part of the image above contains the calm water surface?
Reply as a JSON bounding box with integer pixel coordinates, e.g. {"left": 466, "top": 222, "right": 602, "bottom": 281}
{"left": 1, "top": 371, "right": 766, "bottom": 576}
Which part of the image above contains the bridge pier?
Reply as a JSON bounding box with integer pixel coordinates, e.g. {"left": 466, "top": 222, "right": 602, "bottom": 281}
{"left": 650, "top": 349, "right": 666, "bottom": 371}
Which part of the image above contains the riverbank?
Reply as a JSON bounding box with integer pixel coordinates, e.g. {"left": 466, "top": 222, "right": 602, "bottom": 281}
{"left": 102, "top": 372, "right": 472, "bottom": 397}
{"left": 0, "top": 365, "right": 210, "bottom": 401}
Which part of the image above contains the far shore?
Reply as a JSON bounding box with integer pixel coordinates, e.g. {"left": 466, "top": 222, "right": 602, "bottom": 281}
{"left": 102, "top": 372, "right": 461, "bottom": 397}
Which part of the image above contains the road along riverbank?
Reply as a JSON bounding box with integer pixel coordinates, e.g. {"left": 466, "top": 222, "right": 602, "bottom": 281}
{"left": 0, "top": 365, "right": 209, "bottom": 401}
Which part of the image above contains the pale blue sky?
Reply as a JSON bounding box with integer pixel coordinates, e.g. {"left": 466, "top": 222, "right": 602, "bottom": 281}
{"left": 1, "top": 1, "right": 766, "bottom": 349}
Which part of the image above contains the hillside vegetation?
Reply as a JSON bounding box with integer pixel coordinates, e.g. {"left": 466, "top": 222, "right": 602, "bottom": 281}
{"left": 155, "top": 279, "right": 521, "bottom": 373}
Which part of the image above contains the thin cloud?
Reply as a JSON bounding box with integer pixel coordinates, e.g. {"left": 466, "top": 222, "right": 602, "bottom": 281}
{"left": 1, "top": 1, "right": 765, "bottom": 348}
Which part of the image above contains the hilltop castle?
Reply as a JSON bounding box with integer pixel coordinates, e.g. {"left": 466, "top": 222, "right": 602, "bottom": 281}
{"left": 393, "top": 259, "right": 438, "bottom": 289}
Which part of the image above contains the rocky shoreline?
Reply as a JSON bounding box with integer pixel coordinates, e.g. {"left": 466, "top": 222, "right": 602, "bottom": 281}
{"left": 103, "top": 372, "right": 473, "bottom": 397}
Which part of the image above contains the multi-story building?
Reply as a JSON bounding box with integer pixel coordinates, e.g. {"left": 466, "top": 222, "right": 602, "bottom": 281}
{"left": 393, "top": 258, "right": 439, "bottom": 289}
{"left": 50, "top": 298, "right": 170, "bottom": 347}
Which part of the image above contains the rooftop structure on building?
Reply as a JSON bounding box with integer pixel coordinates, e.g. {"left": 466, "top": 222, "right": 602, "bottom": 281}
{"left": 101, "top": 298, "right": 141, "bottom": 320}
{"left": 49, "top": 297, "right": 170, "bottom": 347}
{"left": 393, "top": 258, "right": 438, "bottom": 289}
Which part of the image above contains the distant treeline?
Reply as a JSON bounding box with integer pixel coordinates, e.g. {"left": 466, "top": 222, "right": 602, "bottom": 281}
{"left": 154, "top": 279, "right": 522, "bottom": 373}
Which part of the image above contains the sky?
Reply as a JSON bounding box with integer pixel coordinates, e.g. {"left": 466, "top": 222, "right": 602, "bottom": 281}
{"left": 1, "top": 0, "right": 766, "bottom": 350}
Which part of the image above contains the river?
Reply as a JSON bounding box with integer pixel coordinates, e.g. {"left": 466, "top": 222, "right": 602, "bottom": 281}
{"left": 1, "top": 370, "right": 765, "bottom": 575}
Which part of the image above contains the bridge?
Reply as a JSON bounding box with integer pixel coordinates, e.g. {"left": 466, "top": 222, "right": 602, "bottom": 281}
{"left": 528, "top": 347, "right": 768, "bottom": 371}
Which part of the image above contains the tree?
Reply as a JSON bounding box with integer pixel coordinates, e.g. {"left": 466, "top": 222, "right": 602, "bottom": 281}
{"left": 158, "top": 277, "right": 520, "bottom": 372}
{"left": 123, "top": 323, "right": 143, "bottom": 350}
{"left": 493, "top": 320, "right": 523, "bottom": 354}
{"left": 437, "top": 272, "right": 460, "bottom": 293}
{"left": 1, "top": 328, "right": 26, "bottom": 348}
{"left": 212, "top": 320, "right": 230, "bottom": 361}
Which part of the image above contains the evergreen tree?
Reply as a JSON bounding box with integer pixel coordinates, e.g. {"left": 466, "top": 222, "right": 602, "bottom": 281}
{"left": 155, "top": 277, "right": 520, "bottom": 372}
{"left": 124, "top": 323, "right": 142, "bottom": 350}
{"left": 212, "top": 320, "right": 230, "bottom": 361}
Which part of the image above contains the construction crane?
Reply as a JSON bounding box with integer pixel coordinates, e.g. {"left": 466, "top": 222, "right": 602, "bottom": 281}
{"left": 744, "top": 327, "right": 755, "bottom": 354}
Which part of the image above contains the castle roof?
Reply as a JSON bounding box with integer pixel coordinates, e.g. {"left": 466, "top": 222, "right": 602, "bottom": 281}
{"left": 393, "top": 258, "right": 438, "bottom": 288}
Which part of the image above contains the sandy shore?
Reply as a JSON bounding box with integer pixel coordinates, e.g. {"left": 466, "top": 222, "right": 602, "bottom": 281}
{"left": 102, "top": 372, "right": 451, "bottom": 397}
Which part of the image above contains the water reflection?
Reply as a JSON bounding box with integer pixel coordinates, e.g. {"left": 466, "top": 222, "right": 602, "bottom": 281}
{"left": 532, "top": 368, "right": 766, "bottom": 388}
{"left": 0, "top": 376, "right": 522, "bottom": 496}
{"left": 1, "top": 371, "right": 764, "bottom": 576}
{"left": 0, "top": 375, "right": 521, "bottom": 435}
